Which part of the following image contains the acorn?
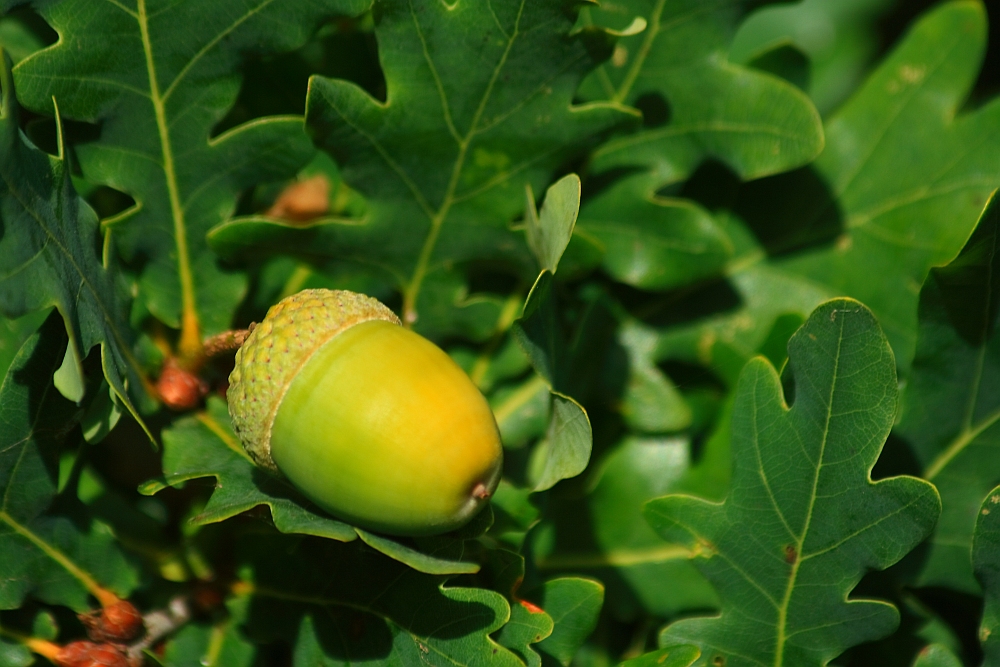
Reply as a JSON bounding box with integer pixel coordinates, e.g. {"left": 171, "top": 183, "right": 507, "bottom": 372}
{"left": 227, "top": 289, "right": 503, "bottom": 536}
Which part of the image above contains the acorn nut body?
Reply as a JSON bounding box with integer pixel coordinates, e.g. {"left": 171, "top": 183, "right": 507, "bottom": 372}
{"left": 227, "top": 289, "right": 503, "bottom": 536}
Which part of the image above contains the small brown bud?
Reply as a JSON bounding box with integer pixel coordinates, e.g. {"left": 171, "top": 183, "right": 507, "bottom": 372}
{"left": 79, "top": 600, "right": 143, "bottom": 643}
{"left": 265, "top": 174, "right": 331, "bottom": 223}
{"left": 156, "top": 358, "right": 208, "bottom": 411}
{"left": 100, "top": 600, "right": 144, "bottom": 642}
{"left": 55, "top": 641, "right": 130, "bottom": 667}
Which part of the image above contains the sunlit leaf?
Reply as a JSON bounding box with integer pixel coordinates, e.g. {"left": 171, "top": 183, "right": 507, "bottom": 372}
{"left": 525, "top": 174, "right": 581, "bottom": 275}
{"left": 13, "top": 0, "right": 367, "bottom": 356}
{"left": 647, "top": 299, "right": 940, "bottom": 667}
{"left": 210, "top": 0, "right": 634, "bottom": 339}
{"left": 730, "top": 0, "right": 896, "bottom": 115}
{"left": 658, "top": 1, "right": 1000, "bottom": 377}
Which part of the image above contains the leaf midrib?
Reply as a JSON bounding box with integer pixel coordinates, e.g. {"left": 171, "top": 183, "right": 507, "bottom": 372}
{"left": 401, "top": 0, "right": 527, "bottom": 325}
{"left": 137, "top": 0, "right": 199, "bottom": 357}
{"left": 773, "top": 314, "right": 845, "bottom": 667}
{"left": 604, "top": 0, "right": 719, "bottom": 106}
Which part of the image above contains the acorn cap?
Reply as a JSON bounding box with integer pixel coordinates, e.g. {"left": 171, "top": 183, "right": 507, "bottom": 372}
{"left": 228, "top": 289, "right": 401, "bottom": 470}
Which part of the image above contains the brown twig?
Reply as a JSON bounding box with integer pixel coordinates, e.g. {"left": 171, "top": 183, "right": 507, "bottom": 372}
{"left": 124, "top": 596, "right": 191, "bottom": 666}
{"left": 202, "top": 326, "right": 254, "bottom": 358}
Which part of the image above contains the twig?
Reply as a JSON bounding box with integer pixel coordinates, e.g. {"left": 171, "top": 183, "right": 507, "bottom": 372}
{"left": 202, "top": 326, "right": 254, "bottom": 358}
{"left": 126, "top": 596, "right": 191, "bottom": 665}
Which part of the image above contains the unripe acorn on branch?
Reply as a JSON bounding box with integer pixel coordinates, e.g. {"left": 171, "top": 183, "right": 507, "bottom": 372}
{"left": 227, "top": 289, "right": 503, "bottom": 536}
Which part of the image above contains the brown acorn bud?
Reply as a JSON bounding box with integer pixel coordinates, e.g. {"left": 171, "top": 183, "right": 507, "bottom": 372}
{"left": 55, "top": 641, "right": 130, "bottom": 667}
{"left": 265, "top": 174, "right": 330, "bottom": 222}
{"left": 156, "top": 358, "right": 208, "bottom": 411}
{"left": 79, "top": 600, "right": 143, "bottom": 643}
{"left": 100, "top": 600, "right": 143, "bottom": 642}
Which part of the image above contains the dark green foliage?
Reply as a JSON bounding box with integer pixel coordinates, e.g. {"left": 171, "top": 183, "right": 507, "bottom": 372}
{"left": 2, "top": 1, "right": 1000, "bottom": 666}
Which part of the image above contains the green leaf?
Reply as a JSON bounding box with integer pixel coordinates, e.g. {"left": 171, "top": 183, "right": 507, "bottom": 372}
{"left": 528, "top": 392, "right": 592, "bottom": 493}
{"left": 895, "top": 190, "right": 1000, "bottom": 593}
{"left": 0, "top": 9, "right": 52, "bottom": 65}
{"left": 495, "top": 575, "right": 604, "bottom": 667}
{"left": 492, "top": 375, "right": 550, "bottom": 451}
{"left": 572, "top": 176, "right": 734, "bottom": 292}
{"left": 515, "top": 272, "right": 563, "bottom": 389}
{"left": 0, "top": 57, "right": 147, "bottom": 430}
{"left": 0, "top": 638, "right": 31, "bottom": 667}
{"left": 210, "top": 0, "right": 634, "bottom": 337}
{"left": 532, "top": 436, "right": 717, "bottom": 621}
{"left": 141, "top": 396, "right": 482, "bottom": 575}
{"left": 514, "top": 271, "right": 593, "bottom": 492}
{"left": 12, "top": 0, "right": 365, "bottom": 355}
{"left": 236, "top": 535, "right": 522, "bottom": 667}
{"left": 659, "top": 1, "right": 1000, "bottom": 377}
{"left": 0, "top": 310, "right": 47, "bottom": 382}
{"left": 355, "top": 528, "right": 480, "bottom": 576}
{"left": 618, "top": 321, "right": 690, "bottom": 433}
{"left": 0, "top": 311, "right": 137, "bottom": 612}
{"left": 973, "top": 485, "right": 1000, "bottom": 664}
{"left": 617, "top": 646, "right": 701, "bottom": 667}
{"left": 526, "top": 174, "right": 581, "bottom": 275}
{"left": 581, "top": 0, "right": 824, "bottom": 181}
{"left": 533, "top": 577, "right": 604, "bottom": 667}
{"left": 730, "top": 0, "right": 896, "bottom": 115}
{"left": 911, "top": 644, "right": 962, "bottom": 667}
{"left": 646, "top": 299, "right": 940, "bottom": 667}
{"left": 568, "top": 0, "right": 823, "bottom": 292}
{"left": 479, "top": 548, "right": 555, "bottom": 667}
{"left": 161, "top": 595, "right": 255, "bottom": 667}
{"left": 495, "top": 597, "right": 554, "bottom": 667}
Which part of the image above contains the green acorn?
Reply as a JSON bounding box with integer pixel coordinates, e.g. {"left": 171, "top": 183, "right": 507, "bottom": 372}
{"left": 227, "top": 289, "right": 503, "bottom": 536}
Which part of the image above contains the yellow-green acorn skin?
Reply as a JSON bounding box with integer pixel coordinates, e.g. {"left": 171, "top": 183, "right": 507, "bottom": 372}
{"left": 227, "top": 289, "right": 502, "bottom": 537}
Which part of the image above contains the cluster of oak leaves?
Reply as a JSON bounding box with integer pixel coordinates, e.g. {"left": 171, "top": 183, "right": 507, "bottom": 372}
{"left": 3, "top": 1, "right": 1000, "bottom": 667}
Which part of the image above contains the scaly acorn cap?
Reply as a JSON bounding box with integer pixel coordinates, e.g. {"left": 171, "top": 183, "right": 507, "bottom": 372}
{"left": 228, "top": 289, "right": 400, "bottom": 471}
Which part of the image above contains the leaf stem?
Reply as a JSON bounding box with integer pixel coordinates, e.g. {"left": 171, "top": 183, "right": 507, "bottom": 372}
{"left": 773, "top": 317, "right": 846, "bottom": 667}
{"left": 0, "top": 510, "right": 120, "bottom": 608}
{"left": 137, "top": 0, "right": 201, "bottom": 360}
{"left": 0, "top": 626, "right": 61, "bottom": 661}
{"left": 611, "top": 0, "right": 666, "bottom": 104}
{"left": 925, "top": 405, "right": 1000, "bottom": 480}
